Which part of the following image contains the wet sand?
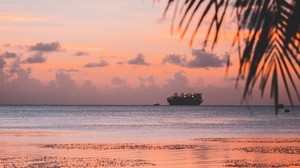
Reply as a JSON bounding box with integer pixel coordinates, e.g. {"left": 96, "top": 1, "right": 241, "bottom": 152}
{"left": 0, "top": 131, "right": 300, "bottom": 167}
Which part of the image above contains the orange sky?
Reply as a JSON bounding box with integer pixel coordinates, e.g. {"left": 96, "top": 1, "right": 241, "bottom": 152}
{"left": 0, "top": 0, "right": 297, "bottom": 105}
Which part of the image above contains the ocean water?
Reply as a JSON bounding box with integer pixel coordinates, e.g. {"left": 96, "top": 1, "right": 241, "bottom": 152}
{"left": 0, "top": 105, "right": 299, "bottom": 143}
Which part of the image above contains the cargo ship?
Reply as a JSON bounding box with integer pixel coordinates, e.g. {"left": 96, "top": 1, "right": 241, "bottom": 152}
{"left": 167, "top": 93, "right": 203, "bottom": 105}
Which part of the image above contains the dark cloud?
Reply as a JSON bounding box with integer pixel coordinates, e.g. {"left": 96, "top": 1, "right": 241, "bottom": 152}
{"left": 161, "top": 54, "right": 186, "bottom": 66}
{"left": 0, "top": 58, "right": 6, "bottom": 70}
{"left": 187, "top": 49, "right": 230, "bottom": 68}
{"left": 111, "top": 77, "right": 127, "bottom": 86}
{"left": 73, "top": 51, "right": 89, "bottom": 56}
{"left": 128, "top": 53, "right": 150, "bottom": 66}
{"left": 6, "top": 58, "right": 33, "bottom": 81}
{"left": 57, "top": 68, "right": 79, "bottom": 72}
{"left": 29, "top": 41, "right": 62, "bottom": 52}
{"left": 0, "top": 51, "right": 18, "bottom": 59}
{"left": 162, "top": 49, "right": 231, "bottom": 68}
{"left": 22, "top": 52, "right": 46, "bottom": 64}
{"left": 84, "top": 60, "right": 109, "bottom": 68}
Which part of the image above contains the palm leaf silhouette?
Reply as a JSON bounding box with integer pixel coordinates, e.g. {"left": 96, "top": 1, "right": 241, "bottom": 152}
{"left": 163, "top": 0, "right": 300, "bottom": 114}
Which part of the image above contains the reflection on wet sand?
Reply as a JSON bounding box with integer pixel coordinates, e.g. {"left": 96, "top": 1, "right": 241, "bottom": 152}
{"left": 222, "top": 159, "right": 300, "bottom": 167}
{"left": 0, "top": 157, "right": 155, "bottom": 167}
{"left": 1, "top": 136, "right": 300, "bottom": 167}
{"left": 42, "top": 144, "right": 200, "bottom": 150}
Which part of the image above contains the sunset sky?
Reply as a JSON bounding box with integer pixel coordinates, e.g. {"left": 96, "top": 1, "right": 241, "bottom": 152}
{"left": 0, "top": 0, "right": 296, "bottom": 105}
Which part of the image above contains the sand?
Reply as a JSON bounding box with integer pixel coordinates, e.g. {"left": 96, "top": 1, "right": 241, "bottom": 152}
{"left": 0, "top": 131, "right": 300, "bottom": 167}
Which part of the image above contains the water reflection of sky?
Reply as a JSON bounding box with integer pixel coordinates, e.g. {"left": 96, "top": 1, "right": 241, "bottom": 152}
{"left": 0, "top": 105, "right": 299, "bottom": 142}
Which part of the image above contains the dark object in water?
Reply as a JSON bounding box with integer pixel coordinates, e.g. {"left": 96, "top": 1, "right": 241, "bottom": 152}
{"left": 284, "top": 109, "right": 290, "bottom": 113}
{"left": 167, "top": 93, "right": 203, "bottom": 106}
{"left": 153, "top": 103, "right": 160, "bottom": 106}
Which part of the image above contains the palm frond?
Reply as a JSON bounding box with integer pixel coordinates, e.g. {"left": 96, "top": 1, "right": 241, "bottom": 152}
{"left": 163, "top": 0, "right": 300, "bottom": 113}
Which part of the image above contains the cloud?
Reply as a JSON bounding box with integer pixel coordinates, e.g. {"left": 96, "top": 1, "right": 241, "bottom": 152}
{"left": 22, "top": 52, "right": 46, "bottom": 64}
{"left": 161, "top": 54, "right": 186, "bottom": 66}
{"left": 162, "top": 49, "right": 231, "bottom": 68}
{"left": 0, "top": 51, "right": 18, "bottom": 59}
{"left": 73, "top": 51, "right": 89, "bottom": 56}
{"left": 0, "top": 54, "right": 286, "bottom": 105}
{"left": 0, "top": 67, "right": 101, "bottom": 104}
{"left": 29, "top": 41, "right": 62, "bottom": 52}
{"left": 0, "top": 61, "right": 286, "bottom": 105}
{"left": 0, "top": 59, "right": 6, "bottom": 82}
{"left": 5, "top": 58, "right": 34, "bottom": 81}
{"left": 163, "top": 71, "right": 190, "bottom": 93}
{"left": 84, "top": 60, "right": 109, "bottom": 68}
{"left": 111, "top": 77, "right": 127, "bottom": 86}
{"left": 128, "top": 53, "right": 150, "bottom": 66}
{"left": 57, "top": 68, "right": 79, "bottom": 72}
{"left": 8, "top": 58, "right": 22, "bottom": 74}
{"left": 0, "top": 58, "right": 100, "bottom": 104}
{"left": 187, "top": 49, "right": 230, "bottom": 68}
{"left": 138, "top": 76, "right": 156, "bottom": 87}
{"left": 0, "top": 58, "right": 6, "bottom": 70}
{"left": 54, "top": 72, "right": 77, "bottom": 90}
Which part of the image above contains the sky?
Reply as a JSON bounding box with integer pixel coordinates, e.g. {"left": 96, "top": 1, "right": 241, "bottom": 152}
{"left": 0, "top": 0, "right": 297, "bottom": 105}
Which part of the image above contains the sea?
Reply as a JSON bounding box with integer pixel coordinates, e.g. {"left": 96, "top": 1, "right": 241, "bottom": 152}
{"left": 0, "top": 105, "right": 299, "bottom": 143}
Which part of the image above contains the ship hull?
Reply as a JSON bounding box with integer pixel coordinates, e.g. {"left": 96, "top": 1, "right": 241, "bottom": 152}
{"left": 167, "top": 97, "right": 203, "bottom": 106}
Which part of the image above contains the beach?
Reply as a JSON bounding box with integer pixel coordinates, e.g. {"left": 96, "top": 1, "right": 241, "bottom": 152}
{"left": 0, "top": 105, "right": 299, "bottom": 167}
{"left": 0, "top": 130, "right": 300, "bottom": 167}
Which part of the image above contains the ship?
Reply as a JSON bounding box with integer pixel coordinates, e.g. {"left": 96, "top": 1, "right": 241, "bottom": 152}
{"left": 167, "top": 93, "right": 203, "bottom": 105}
